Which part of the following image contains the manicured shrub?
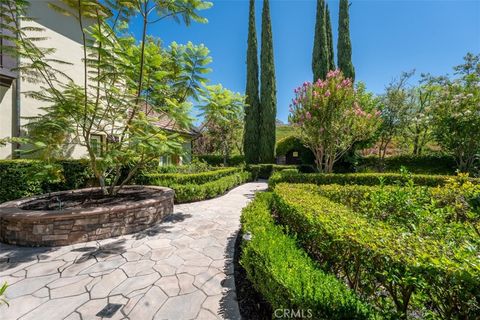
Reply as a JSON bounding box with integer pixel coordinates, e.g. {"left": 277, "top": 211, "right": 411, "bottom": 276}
{"left": 275, "top": 135, "right": 315, "bottom": 165}
{"left": 240, "top": 193, "right": 376, "bottom": 319}
{"left": 357, "top": 154, "right": 457, "bottom": 175}
{"left": 0, "top": 159, "right": 93, "bottom": 203}
{"left": 141, "top": 167, "right": 242, "bottom": 186}
{"left": 168, "top": 171, "right": 252, "bottom": 203}
{"left": 195, "top": 154, "right": 245, "bottom": 166}
{"left": 273, "top": 183, "right": 480, "bottom": 319}
{"left": 268, "top": 171, "right": 477, "bottom": 189}
{"left": 247, "top": 164, "right": 296, "bottom": 180}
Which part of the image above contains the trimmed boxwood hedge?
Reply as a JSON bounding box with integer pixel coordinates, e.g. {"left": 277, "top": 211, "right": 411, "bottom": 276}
{"left": 273, "top": 183, "right": 480, "bottom": 319}
{"left": 240, "top": 193, "right": 376, "bottom": 320}
{"left": 139, "top": 167, "right": 242, "bottom": 185}
{"left": 0, "top": 159, "right": 93, "bottom": 203}
{"left": 268, "top": 171, "right": 477, "bottom": 189}
{"left": 247, "top": 164, "right": 297, "bottom": 180}
{"left": 194, "top": 155, "right": 245, "bottom": 166}
{"left": 357, "top": 154, "right": 457, "bottom": 175}
{"left": 158, "top": 171, "right": 252, "bottom": 203}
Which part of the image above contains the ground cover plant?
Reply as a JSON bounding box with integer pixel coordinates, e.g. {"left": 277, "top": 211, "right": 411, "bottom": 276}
{"left": 272, "top": 176, "right": 480, "bottom": 319}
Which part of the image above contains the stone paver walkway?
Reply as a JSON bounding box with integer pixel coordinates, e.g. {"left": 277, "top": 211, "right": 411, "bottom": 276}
{"left": 0, "top": 182, "right": 267, "bottom": 320}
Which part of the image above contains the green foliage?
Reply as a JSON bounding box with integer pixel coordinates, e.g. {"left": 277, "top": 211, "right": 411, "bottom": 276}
{"left": 2, "top": 0, "right": 213, "bottom": 196}
{"left": 240, "top": 193, "right": 376, "bottom": 320}
{"left": 0, "top": 159, "right": 93, "bottom": 203}
{"left": 312, "top": 0, "right": 329, "bottom": 81}
{"left": 431, "top": 53, "right": 480, "bottom": 172}
{"left": 325, "top": 4, "right": 335, "bottom": 71}
{"left": 358, "top": 154, "right": 457, "bottom": 175}
{"left": 275, "top": 135, "right": 315, "bottom": 165}
{"left": 194, "top": 154, "right": 245, "bottom": 166}
{"left": 259, "top": 0, "right": 277, "bottom": 163}
{"left": 290, "top": 71, "right": 380, "bottom": 172}
{"left": 198, "top": 85, "right": 245, "bottom": 165}
{"left": 169, "top": 171, "right": 251, "bottom": 203}
{"left": 247, "top": 164, "right": 296, "bottom": 180}
{"left": 267, "top": 170, "right": 475, "bottom": 190}
{"left": 141, "top": 167, "right": 242, "bottom": 185}
{"left": 273, "top": 183, "right": 480, "bottom": 319}
{"left": 0, "top": 281, "right": 8, "bottom": 306}
{"left": 337, "top": 0, "right": 355, "bottom": 81}
{"left": 244, "top": 0, "right": 261, "bottom": 164}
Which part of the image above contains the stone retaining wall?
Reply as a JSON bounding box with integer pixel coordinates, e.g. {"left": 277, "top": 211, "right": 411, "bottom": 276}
{"left": 0, "top": 186, "right": 174, "bottom": 246}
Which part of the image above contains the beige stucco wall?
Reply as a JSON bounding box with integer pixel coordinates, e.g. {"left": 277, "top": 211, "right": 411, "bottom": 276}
{"left": 18, "top": 0, "right": 88, "bottom": 159}
{"left": 0, "top": 84, "right": 14, "bottom": 158}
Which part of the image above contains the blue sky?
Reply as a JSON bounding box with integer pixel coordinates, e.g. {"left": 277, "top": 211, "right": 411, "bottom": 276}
{"left": 131, "top": 0, "right": 480, "bottom": 123}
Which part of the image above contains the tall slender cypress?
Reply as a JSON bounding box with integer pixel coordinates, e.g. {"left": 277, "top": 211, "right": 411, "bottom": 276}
{"left": 244, "top": 0, "right": 261, "bottom": 164}
{"left": 259, "top": 0, "right": 276, "bottom": 163}
{"left": 312, "top": 0, "right": 329, "bottom": 81}
{"left": 326, "top": 3, "right": 335, "bottom": 71}
{"left": 337, "top": 0, "right": 355, "bottom": 80}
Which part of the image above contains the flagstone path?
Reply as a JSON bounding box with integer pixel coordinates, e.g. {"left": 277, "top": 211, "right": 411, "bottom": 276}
{"left": 0, "top": 181, "right": 267, "bottom": 320}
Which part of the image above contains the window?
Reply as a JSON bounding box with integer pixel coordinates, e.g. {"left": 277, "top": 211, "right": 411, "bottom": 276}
{"left": 90, "top": 134, "right": 104, "bottom": 157}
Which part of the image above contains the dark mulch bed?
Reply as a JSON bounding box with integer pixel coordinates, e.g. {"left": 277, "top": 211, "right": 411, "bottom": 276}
{"left": 234, "top": 231, "right": 272, "bottom": 320}
{"left": 21, "top": 188, "right": 156, "bottom": 211}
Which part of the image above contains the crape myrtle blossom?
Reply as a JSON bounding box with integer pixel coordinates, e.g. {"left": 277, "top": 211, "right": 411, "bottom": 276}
{"left": 288, "top": 70, "right": 381, "bottom": 173}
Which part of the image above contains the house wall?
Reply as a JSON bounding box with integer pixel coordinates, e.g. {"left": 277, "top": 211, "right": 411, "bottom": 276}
{"left": 0, "top": 84, "right": 14, "bottom": 158}
{"left": 18, "top": 0, "right": 88, "bottom": 159}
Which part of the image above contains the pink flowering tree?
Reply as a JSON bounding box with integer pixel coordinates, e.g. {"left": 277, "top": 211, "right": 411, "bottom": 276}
{"left": 289, "top": 70, "right": 380, "bottom": 173}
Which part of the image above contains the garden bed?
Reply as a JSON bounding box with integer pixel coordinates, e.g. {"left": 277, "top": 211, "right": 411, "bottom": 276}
{"left": 0, "top": 186, "right": 174, "bottom": 247}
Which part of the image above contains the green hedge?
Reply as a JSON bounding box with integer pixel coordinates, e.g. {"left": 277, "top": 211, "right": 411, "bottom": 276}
{"left": 357, "top": 154, "right": 457, "bottom": 175}
{"left": 140, "top": 167, "right": 242, "bottom": 186}
{"left": 247, "top": 164, "right": 297, "bottom": 180}
{"left": 273, "top": 183, "right": 480, "bottom": 319}
{"left": 240, "top": 193, "right": 376, "bottom": 320}
{"left": 194, "top": 154, "right": 245, "bottom": 166}
{"left": 0, "top": 159, "right": 93, "bottom": 203}
{"left": 268, "top": 171, "right": 476, "bottom": 189}
{"left": 166, "top": 171, "right": 251, "bottom": 203}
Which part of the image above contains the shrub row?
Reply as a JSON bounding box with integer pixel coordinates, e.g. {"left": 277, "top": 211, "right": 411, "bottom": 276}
{"left": 268, "top": 171, "right": 476, "bottom": 189}
{"left": 194, "top": 154, "right": 245, "bottom": 166}
{"left": 240, "top": 193, "right": 376, "bottom": 320}
{"left": 357, "top": 154, "right": 457, "bottom": 175}
{"left": 247, "top": 164, "right": 297, "bottom": 180}
{"left": 139, "top": 167, "right": 241, "bottom": 186}
{"left": 273, "top": 183, "right": 480, "bottom": 319}
{"left": 157, "top": 171, "right": 252, "bottom": 203}
{"left": 0, "top": 159, "right": 93, "bottom": 203}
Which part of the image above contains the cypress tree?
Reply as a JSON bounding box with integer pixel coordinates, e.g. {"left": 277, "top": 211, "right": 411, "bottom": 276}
{"left": 312, "top": 0, "right": 329, "bottom": 81}
{"left": 326, "top": 3, "right": 335, "bottom": 71}
{"left": 244, "top": 0, "right": 261, "bottom": 164}
{"left": 259, "top": 0, "right": 276, "bottom": 163}
{"left": 337, "top": 0, "right": 355, "bottom": 80}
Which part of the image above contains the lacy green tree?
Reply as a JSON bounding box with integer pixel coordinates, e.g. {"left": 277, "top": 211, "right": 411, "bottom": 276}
{"left": 1, "top": 0, "right": 212, "bottom": 195}
{"left": 337, "top": 0, "right": 355, "bottom": 81}
{"left": 432, "top": 53, "right": 480, "bottom": 172}
{"left": 259, "top": 0, "right": 277, "bottom": 163}
{"left": 289, "top": 71, "right": 380, "bottom": 172}
{"left": 312, "top": 0, "right": 329, "bottom": 81}
{"left": 326, "top": 4, "right": 335, "bottom": 71}
{"left": 244, "top": 0, "right": 260, "bottom": 164}
{"left": 199, "top": 85, "right": 246, "bottom": 165}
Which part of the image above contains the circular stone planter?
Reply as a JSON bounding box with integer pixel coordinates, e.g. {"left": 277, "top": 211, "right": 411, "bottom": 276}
{"left": 0, "top": 186, "right": 174, "bottom": 247}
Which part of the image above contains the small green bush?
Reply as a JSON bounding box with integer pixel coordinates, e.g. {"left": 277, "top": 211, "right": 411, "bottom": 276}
{"left": 240, "top": 193, "right": 376, "bottom": 320}
{"left": 247, "top": 164, "right": 296, "bottom": 180}
{"left": 273, "top": 183, "right": 480, "bottom": 319}
{"left": 268, "top": 171, "right": 477, "bottom": 189}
